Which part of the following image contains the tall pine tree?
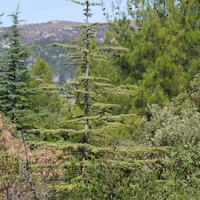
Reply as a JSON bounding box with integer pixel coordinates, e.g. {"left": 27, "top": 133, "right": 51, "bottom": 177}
{"left": 105, "top": 0, "right": 200, "bottom": 114}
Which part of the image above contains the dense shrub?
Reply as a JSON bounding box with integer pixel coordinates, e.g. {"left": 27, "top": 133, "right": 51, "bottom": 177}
{"left": 139, "top": 104, "right": 200, "bottom": 146}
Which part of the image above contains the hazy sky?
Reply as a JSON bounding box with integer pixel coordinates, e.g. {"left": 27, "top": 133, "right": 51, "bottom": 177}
{"left": 0, "top": 0, "right": 127, "bottom": 27}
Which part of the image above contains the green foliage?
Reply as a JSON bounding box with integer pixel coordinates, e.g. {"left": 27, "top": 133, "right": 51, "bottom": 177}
{"left": 31, "top": 56, "right": 53, "bottom": 84}
{"left": 176, "top": 73, "right": 200, "bottom": 111}
{"left": 55, "top": 159, "right": 135, "bottom": 199}
{"left": 28, "top": 56, "right": 71, "bottom": 129}
{"left": 33, "top": 139, "right": 169, "bottom": 199}
{"left": 34, "top": 38, "right": 78, "bottom": 85}
{"left": 0, "top": 5, "right": 42, "bottom": 130}
{"left": 103, "top": 13, "right": 137, "bottom": 84}
{"left": 104, "top": 0, "right": 200, "bottom": 114}
{"left": 139, "top": 103, "right": 200, "bottom": 147}
{"left": 89, "top": 60, "right": 121, "bottom": 84}
{"left": 52, "top": 140, "right": 200, "bottom": 199}
{"left": 131, "top": 85, "right": 169, "bottom": 116}
{"left": 159, "top": 143, "right": 200, "bottom": 199}
{"left": 48, "top": 0, "right": 135, "bottom": 146}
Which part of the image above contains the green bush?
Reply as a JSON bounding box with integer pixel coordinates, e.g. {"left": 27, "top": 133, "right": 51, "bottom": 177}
{"left": 139, "top": 104, "right": 200, "bottom": 146}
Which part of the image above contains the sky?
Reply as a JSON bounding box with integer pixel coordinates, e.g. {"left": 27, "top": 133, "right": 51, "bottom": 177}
{"left": 0, "top": 0, "right": 127, "bottom": 27}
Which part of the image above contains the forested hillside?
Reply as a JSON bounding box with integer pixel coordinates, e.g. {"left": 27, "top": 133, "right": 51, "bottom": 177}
{"left": 0, "top": 20, "right": 110, "bottom": 85}
{"left": 0, "top": 0, "right": 200, "bottom": 199}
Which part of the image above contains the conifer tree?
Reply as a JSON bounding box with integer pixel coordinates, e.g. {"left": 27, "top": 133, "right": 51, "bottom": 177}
{"left": 105, "top": 0, "right": 200, "bottom": 114}
{"left": 0, "top": 5, "right": 46, "bottom": 130}
{"left": 33, "top": 0, "right": 169, "bottom": 197}
{"left": 49, "top": 0, "right": 134, "bottom": 146}
{"left": 0, "top": 5, "right": 31, "bottom": 127}
{"left": 135, "top": 0, "right": 199, "bottom": 90}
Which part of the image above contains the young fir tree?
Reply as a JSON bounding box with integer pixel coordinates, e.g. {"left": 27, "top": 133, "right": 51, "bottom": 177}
{"left": 0, "top": 5, "right": 48, "bottom": 130}
{"left": 48, "top": 0, "right": 135, "bottom": 146}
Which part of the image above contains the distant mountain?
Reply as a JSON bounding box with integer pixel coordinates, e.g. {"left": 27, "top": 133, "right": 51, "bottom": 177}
{"left": 21, "top": 20, "right": 82, "bottom": 43}
{"left": 0, "top": 20, "right": 136, "bottom": 85}
{"left": 21, "top": 20, "right": 108, "bottom": 43}
{"left": 0, "top": 20, "right": 108, "bottom": 85}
